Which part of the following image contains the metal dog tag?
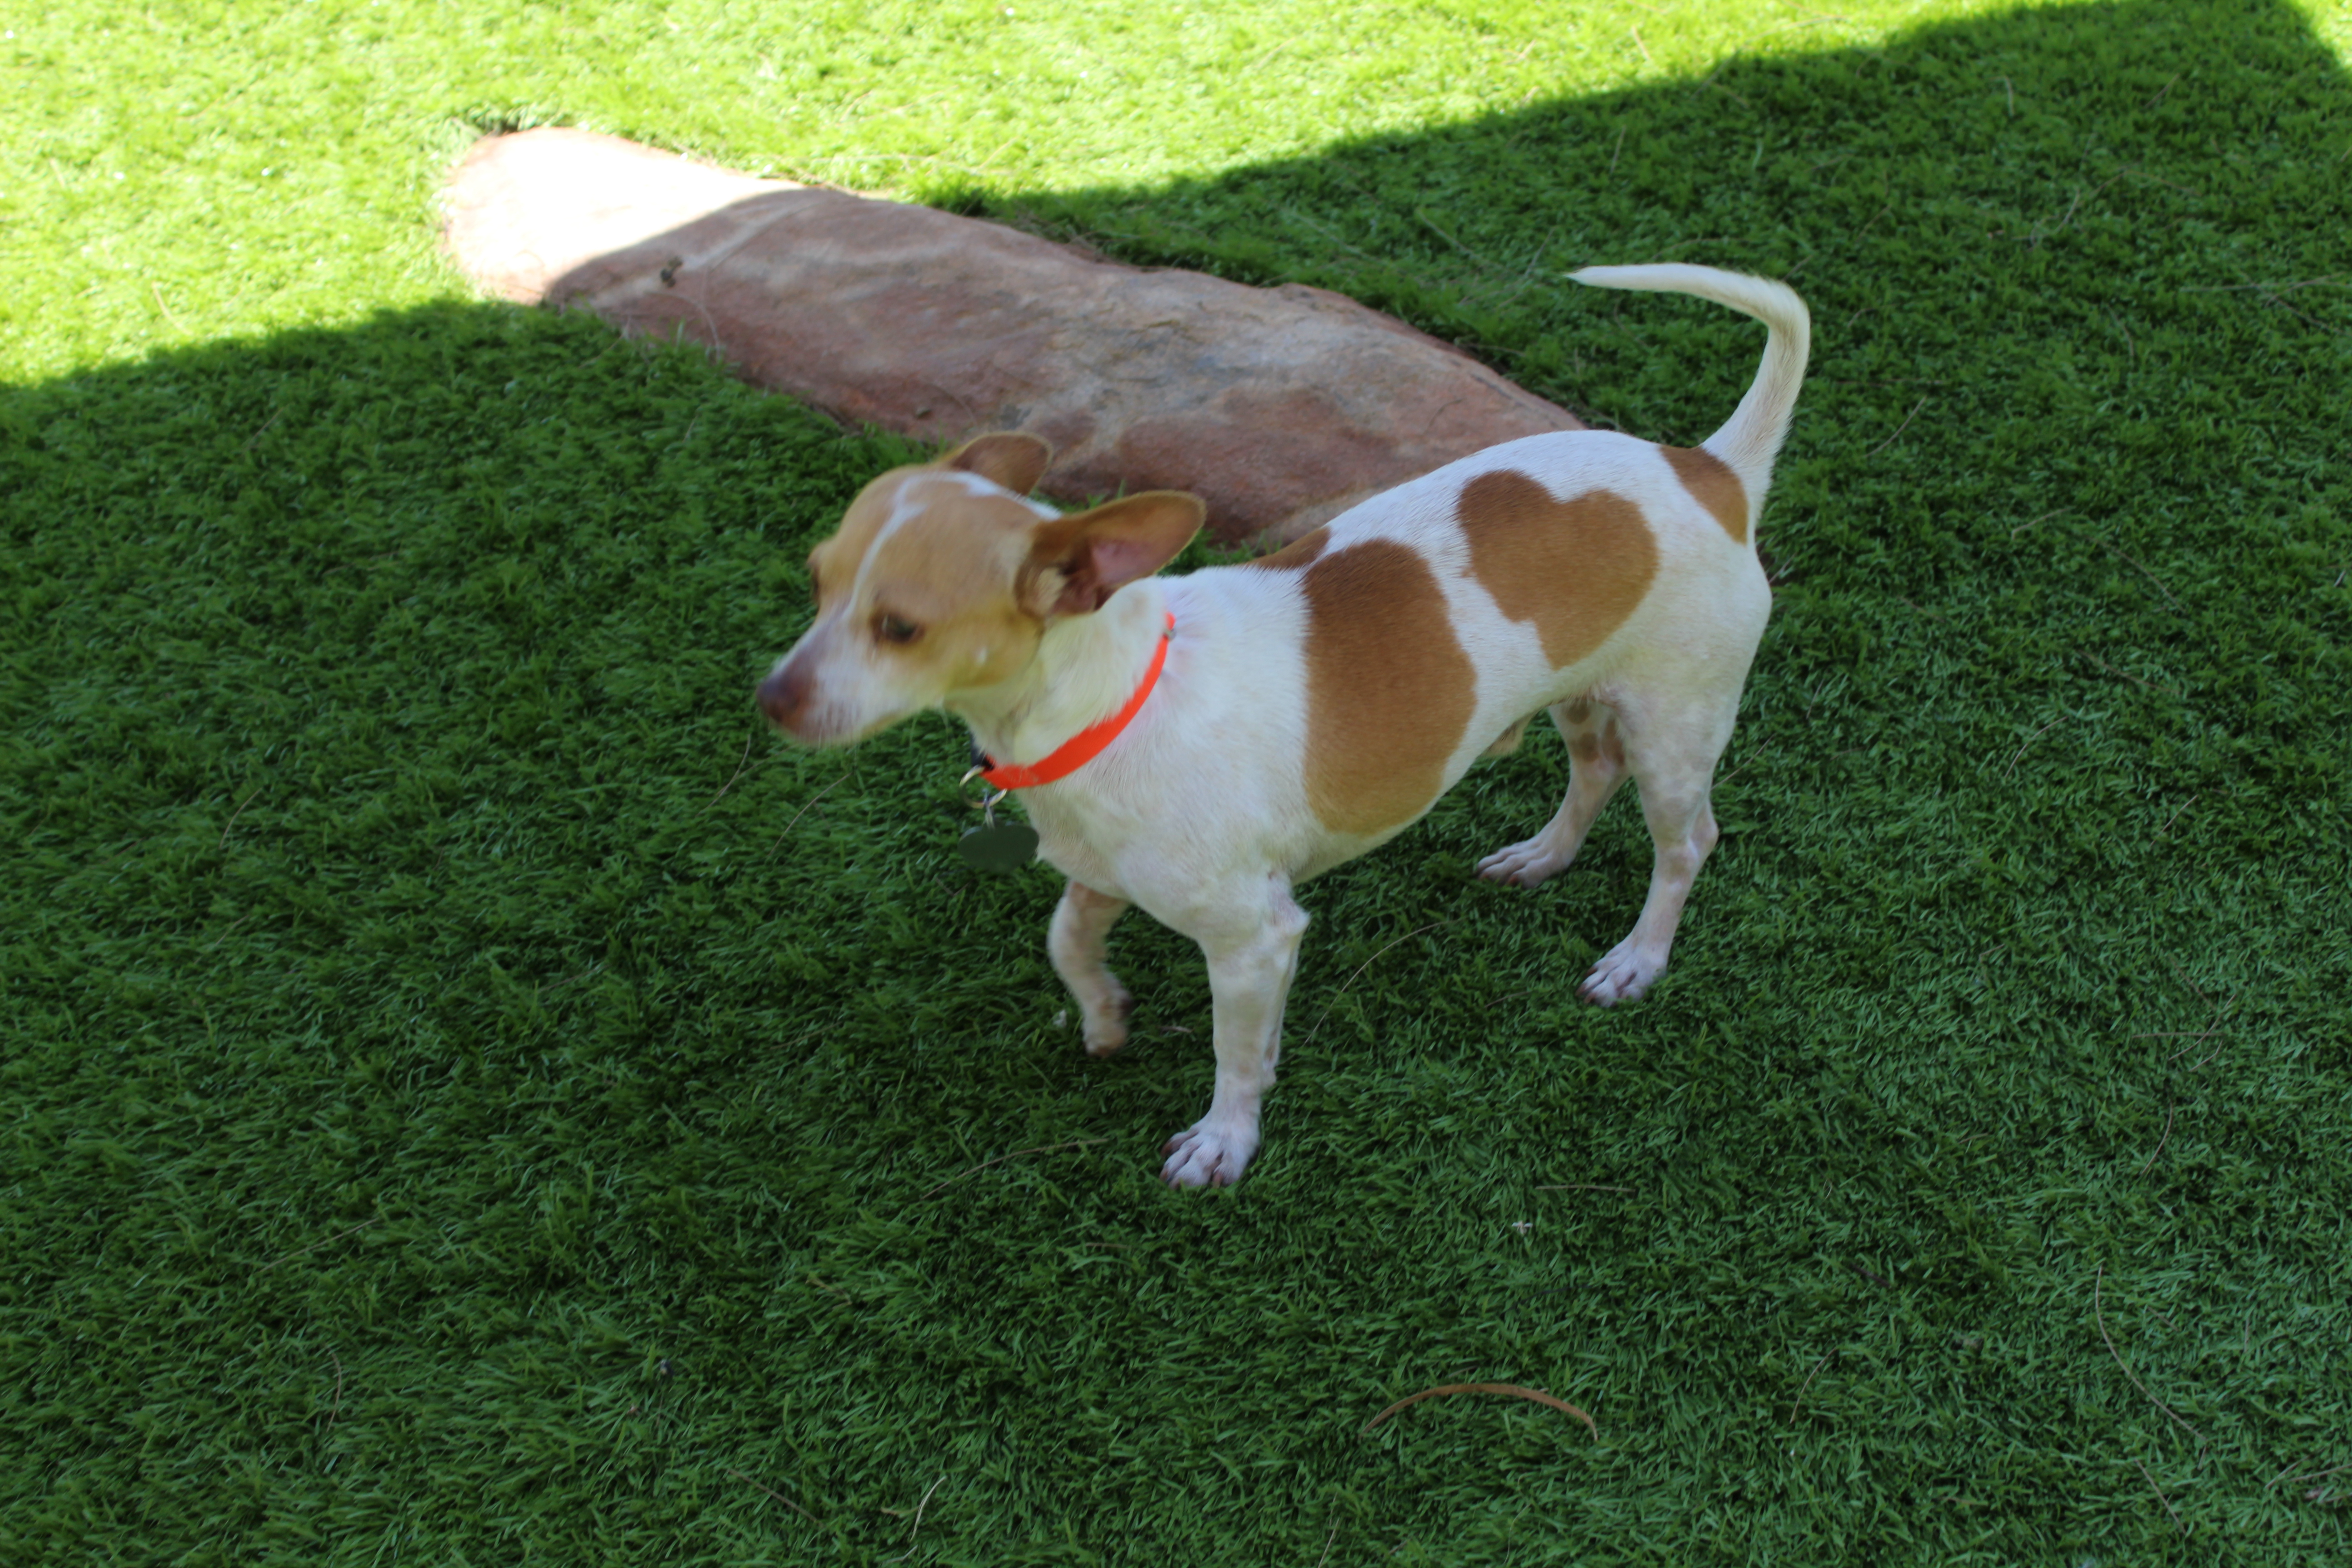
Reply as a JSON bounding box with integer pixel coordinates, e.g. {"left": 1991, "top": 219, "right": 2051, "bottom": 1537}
{"left": 959, "top": 820, "right": 1039, "bottom": 872}
{"left": 959, "top": 784, "right": 1036, "bottom": 872}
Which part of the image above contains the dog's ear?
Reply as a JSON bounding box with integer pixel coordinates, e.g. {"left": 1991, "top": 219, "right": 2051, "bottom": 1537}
{"left": 1021, "top": 491, "right": 1206, "bottom": 618}
{"left": 942, "top": 432, "right": 1053, "bottom": 496}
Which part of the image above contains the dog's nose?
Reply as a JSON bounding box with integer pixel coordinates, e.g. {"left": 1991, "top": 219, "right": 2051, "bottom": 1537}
{"left": 756, "top": 662, "right": 811, "bottom": 732}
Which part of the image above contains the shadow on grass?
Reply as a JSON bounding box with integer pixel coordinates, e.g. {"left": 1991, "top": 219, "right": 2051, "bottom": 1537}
{"left": 2, "top": 0, "right": 2348, "bottom": 1562}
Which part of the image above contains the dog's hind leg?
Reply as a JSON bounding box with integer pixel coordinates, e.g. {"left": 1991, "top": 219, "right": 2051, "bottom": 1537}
{"left": 1049, "top": 880, "right": 1135, "bottom": 1056}
{"left": 1576, "top": 691, "right": 1738, "bottom": 1006}
{"left": 1475, "top": 699, "right": 1628, "bottom": 888}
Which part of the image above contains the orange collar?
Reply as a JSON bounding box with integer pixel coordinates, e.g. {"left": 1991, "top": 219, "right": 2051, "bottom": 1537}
{"left": 973, "top": 612, "right": 1174, "bottom": 791}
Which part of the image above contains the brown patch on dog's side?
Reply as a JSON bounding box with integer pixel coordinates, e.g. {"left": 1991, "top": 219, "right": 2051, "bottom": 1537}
{"left": 1661, "top": 445, "right": 1748, "bottom": 544}
{"left": 1300, "top": 541, "right": 1475, "bottom": 834}
{"left": 1458, "top": 471, "right": 1658, "bottom": 668}
{"left": 1562, "top": 698, "right": 1593, "bottom": 725}
{"left": 1247, "top": 526, "right": 1330, "bottom": 570}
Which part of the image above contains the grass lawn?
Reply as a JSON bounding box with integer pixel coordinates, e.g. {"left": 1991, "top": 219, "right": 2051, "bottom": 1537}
{"left": 5, "top": 0, "right": 2351, "bottom": 1562}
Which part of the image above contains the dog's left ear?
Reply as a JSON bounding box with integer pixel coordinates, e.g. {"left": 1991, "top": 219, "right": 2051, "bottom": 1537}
{"left": 1021, "top": 491, "right": 1207, "bottom": 618}
{"left": 942, "top": 432, "right": 1053, "bottom": 496}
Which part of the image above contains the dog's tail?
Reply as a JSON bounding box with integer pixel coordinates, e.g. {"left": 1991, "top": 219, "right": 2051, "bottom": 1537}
{"left": 1569, "top": 263, "right": 1811, "bottom": 512}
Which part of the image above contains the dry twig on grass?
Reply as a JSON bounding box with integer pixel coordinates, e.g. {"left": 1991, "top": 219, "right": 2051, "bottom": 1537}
{"left": 2078, "top": 649, "right": 2180, "bottom": 697}
{"left": 2132, "top": 1454, "right": 2188, "bottom": 1534}
{"left": 1864, "top": 394, "right": 1930, "bottom": 457}
{"left": 2104, "top": 540, "right": 2185, "bottom": 609}
{"left": 258, "top": 1216, "right": 375, "bottom": 1274}
{"left": 2268, "top": 1457, "right": 2352, "bottom": 1494}
{"left": 919, "top": 1137, "right": 1109, "bottom": 1198}
{"left": 701, "top": 732, "right": 764, "bottom": 811}
{"left": 767, "top": 774, "right": 847, "bottom": 857}
{"left": 2046, "top": 167, "right": 2136, "bottom": 236}
{"left": 727, "top": 1468, "right": 823, "bottom": 1526}
{"left": 2180, "top": 277, "right": 2350, "bottom": 292}
{"left": 2135, "top": 1102, "right": 2176, "bottom": 1178}
{"left": 887, "top": 1474, "right": 947, "bottom": 1560}
{"left": 1303, "top": 920, "right": 1449, "bottom": 1045}
{"left": 218, "top": 782, "right": 266, "bottom": 850}
{"left": 1788, "top": 1351, "right": 1837, "bottom": 1424}
{"left": 2003, "top": 716, "right": 2065, "bottom": 778}
{"left": 1362, "top": 1382, "right": 1597, "bottom": 1437}
{"left": 2095, "top": 1265, "right": 2201, "bottom": 1452}
{"left": 150, "top": 281, "right": 188, "bottom": 333}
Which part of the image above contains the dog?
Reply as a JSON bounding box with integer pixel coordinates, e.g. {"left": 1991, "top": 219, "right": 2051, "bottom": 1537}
{"left": 758, "top": 263, "right": 1808, "bottom": 1187}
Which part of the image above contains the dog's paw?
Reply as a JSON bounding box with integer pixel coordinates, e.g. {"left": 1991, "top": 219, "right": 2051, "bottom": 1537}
{"left": 1081, "top": 986, "right": 1135, "bottom": 1058}
{"left": 1579, "top": 941, "right": 1665, "bottom": 1006}
{"left": 1475, "top": 836, "right": 1570, "bottom": 888}
{"left": 1159, "top": 1118, "right": 1259, "bottom": 1188}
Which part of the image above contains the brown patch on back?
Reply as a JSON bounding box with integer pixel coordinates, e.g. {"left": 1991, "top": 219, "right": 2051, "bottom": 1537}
{"left": 1457, "top": 471, "right": 1659, "bottom": 668}
{"left": 1246, "top": 526, "right": 1330, "bottom": 570}
{"left": 1300, "top": 541, "right": 1475, "bottom": 835}
{"left": 1661, "top": 445, "right": 1748, "bottom": 543}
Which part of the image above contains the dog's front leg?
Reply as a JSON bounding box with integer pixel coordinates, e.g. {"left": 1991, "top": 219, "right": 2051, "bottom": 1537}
{"left": 1048, "top": 879, "right": 1134, "bottom": 1056}
{"left": 1160, "top": 881, "right": 1309, "bottom": 1189}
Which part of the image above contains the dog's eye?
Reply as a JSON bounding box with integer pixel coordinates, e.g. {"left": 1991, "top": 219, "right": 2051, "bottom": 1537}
{"left": 875, "top": 612, "right": 923, "bottom": 645}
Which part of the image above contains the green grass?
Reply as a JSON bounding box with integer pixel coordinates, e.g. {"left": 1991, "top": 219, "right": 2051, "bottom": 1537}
{"left": 4, "top": 0, "right": 2351, "bottom": 1562}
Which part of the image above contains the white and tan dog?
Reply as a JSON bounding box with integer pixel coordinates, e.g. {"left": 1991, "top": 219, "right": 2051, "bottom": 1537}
{"left": 758, "top": 263, "right": 1808, "bottom": 1187}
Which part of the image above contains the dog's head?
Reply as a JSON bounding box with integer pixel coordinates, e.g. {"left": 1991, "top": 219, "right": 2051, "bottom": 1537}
{"left": 757, "top": 433, "right": 1205, "bottom": 744}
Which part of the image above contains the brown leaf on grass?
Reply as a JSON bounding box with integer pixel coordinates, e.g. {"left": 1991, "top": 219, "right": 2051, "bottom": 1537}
{"left": 1362, "top": 1382, "right": 1597, "bottom": 1437}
